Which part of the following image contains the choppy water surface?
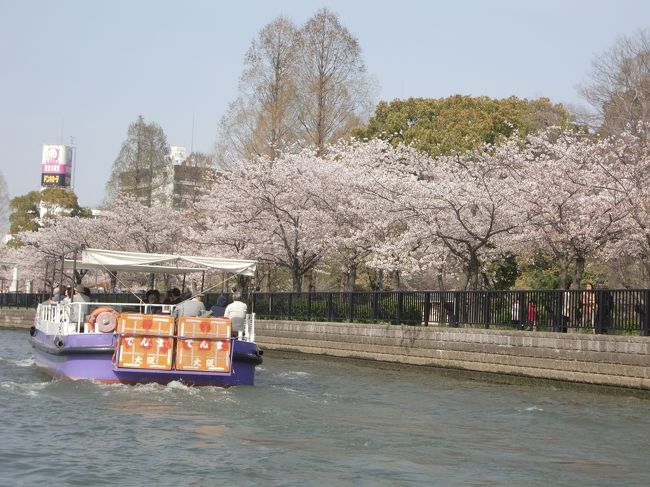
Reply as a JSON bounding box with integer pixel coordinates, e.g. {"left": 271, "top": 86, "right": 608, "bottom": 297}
{"left": 1, "top": 329, "right": 649, "bottom": 486}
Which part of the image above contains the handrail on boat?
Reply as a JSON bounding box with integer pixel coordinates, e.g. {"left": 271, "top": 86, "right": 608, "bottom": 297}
{"left": 35, "top": 302, "right": 257, "bottom": 342}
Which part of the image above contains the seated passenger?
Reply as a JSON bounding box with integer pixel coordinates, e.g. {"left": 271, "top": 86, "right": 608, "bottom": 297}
{"left": 48, "top": 286, "right": 65, "bottom": 305}
{"left": 210, "top": 294, "right": 229, "bottom": 318}
{"left": 173, "top": 294, "right": 206, "bottom": 317}
{"left": 165, "top": 288, "right": 182, "bottom": 305}
{"left": 70, "top": 285, "right": 91, "bottom": 327}
{"left": 145, "top": 289, "right": 163, "bottom": 314}
{"left": 224, "top": 293, "right": 247, "bottom": 336}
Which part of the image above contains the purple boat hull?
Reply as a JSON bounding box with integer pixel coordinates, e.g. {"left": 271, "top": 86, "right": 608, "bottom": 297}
{"left": 29, "top": 328, "right": 262, "bottom": 386}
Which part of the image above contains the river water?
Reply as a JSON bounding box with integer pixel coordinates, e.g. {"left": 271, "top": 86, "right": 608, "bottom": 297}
{"left": 1, "top": 328, "right": 648, "bottom": 486}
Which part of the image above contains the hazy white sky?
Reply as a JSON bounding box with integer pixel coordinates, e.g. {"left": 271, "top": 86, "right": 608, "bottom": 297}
{"left": 1, "top": 0, "right": 649, "bottom": 207}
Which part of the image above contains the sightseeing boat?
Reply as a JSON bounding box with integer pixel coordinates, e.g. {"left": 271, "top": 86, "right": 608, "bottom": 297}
{"left": 29, "top": 249, "right": 263, "bottom": 386}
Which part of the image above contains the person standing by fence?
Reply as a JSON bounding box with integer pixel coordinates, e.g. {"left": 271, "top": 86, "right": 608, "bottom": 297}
{"left": 526, "top": 300, "right": 537, "bottom": 331}
{"left": 511, "top": 298, "right": 520, "bottom": 329}
{"left": 595, "top": 279, "right": 613, "bottom": 334}
{"left": 582, "top": 283, "right": 596, "bottom": 331}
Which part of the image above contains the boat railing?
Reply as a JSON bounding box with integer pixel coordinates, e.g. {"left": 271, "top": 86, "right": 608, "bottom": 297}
{"left": 35, "top": 302, "right": 257, "bottom": 341}
{"left": 245, "top": 313, "right": 255, "bottom": 342}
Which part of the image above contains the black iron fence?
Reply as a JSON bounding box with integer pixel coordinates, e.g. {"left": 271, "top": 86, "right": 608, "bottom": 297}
{"left": 3, "top": 289, "right": 650, "bottom": 336}
{"left": 0, "top": 293, "right": 47, "bottom": 309}
{"left": 247, "top": 289, "right": 650, "bottom": 336}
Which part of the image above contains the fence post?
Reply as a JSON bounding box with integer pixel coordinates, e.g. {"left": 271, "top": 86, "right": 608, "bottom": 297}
{"left": 448, "top": 291, "right": 458, "bottom": 327}
{"left": 555, "top": 292, "right": 564, "bottom": 333}
{"left": 423, "top": 292, "right": 431, "bottom": 326}
{"left": 641, "top": 289, "right": 650, "bottom": 337}
{"left": 347, "top": 293, "right": 354, "bottom": 322}
{"left": 483, "top": 292, "right": 491, "bottom": 329}
{"left": 595, "top": 290, "right": 604, "bottom": 334}
{"left": 396, "top": 292, "right": 403, "bottom": 326}
{"left": 328, "top": 293, "right": 333, "bottom": 322}
{"left": 288, "top": 293, "right": 293, "bottom": 320}
{"left": 307, "top": 292, "right": 312, "bottom": 321}
{"left": 372, "top": 292, "right": 379, "bottom": 323}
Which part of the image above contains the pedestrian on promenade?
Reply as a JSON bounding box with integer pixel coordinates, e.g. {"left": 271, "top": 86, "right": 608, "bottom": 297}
{"left": 526, "top": 299, "right": 537, "bottom": 331}
{"left": 582, "top": 282, "right": 596, "bottom": 331}
{"left": 511, "top": 297, "right": 521, "bottom": 329}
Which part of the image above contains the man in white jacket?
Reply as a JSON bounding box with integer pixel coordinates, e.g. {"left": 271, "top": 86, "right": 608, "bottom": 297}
{"left": 224, "top": 293, "right": 247, "bottom": 335}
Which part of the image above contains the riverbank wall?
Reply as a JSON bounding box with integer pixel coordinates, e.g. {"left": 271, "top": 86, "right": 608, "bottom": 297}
{"left": 3, "top": 310, "right": 649, "bottom": 390}
{"left": 0, "top": 309, "right": 34, "bottom": 329}
{"left": 254, "top": 320, "right": 650, "bottom": 390}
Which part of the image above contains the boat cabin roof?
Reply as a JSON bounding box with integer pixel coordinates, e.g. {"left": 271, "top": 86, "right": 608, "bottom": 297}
{"left": 63, "top": 248, "right": 256, "bottom": 276}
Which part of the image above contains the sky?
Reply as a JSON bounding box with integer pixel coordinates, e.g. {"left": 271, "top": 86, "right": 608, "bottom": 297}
{"left": 1, "top": 0, "right": 649, "bottom": 208}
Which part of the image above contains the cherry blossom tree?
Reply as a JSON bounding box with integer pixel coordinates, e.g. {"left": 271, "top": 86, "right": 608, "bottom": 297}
{"left": 197, "top": 150, "right": 329, "bottom": 291}
{"left": 596, "top": 125, "right": 650, "bottom": 285}
{"left": 352, "top": 137, "right": 525, "bottom": 290}
{"left": 313, "top": 140, "right": 411, "bottom": 290}
{"left": 7, "top": 195, "right": 192, "bottom": 290}
{"left": 515, "top": 128, "right": 626, "bottom": 289}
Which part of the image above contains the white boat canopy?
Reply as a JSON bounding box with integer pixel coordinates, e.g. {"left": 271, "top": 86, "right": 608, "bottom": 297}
{"left": 63, "top": 248, "right": 257, "bottom": 276}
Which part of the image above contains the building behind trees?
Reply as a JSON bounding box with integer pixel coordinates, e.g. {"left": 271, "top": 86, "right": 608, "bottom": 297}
{"left": 106, "top": 116, "right": 217, "bottom": 208}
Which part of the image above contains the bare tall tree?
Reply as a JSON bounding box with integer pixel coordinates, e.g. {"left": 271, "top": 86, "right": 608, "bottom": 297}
{"left": 580, "top": 28, "right": 650, "bottom": 136}
{"left": 216, "top": 16, "right": 299, "bottom": 165}
{"left": 106, "top": 115, "right": 171, "bottom": 207}
{"left": 294, "top": 8, "right": 375, "bottom": 156}
{"left": 216, "top": 9, "right": 376, "bottom": 162}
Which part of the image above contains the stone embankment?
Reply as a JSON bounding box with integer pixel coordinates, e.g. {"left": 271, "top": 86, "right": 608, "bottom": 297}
{"left": 3, "top": 310, "right": 649, "bottom": 390}
{"left": 255, "top": 320, "right": 650, "bottom": 391}
{"left": 0, "top": 309, "right": 34, "bottom": 329}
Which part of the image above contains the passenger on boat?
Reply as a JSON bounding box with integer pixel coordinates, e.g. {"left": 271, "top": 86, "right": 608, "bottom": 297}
{"left": 70, "top": 284, "right": 91, "bottom": 326}
{"left": 224, "top": 293, "right": 247, "bottom": 335}
{"left": 47, "top": 286, "right": 65, "bottom": 305}
{"left": 173, "top": 293, "right": 206, "bottom": 317}
{"left": 210, "top": 294, "right": 229, "bottom": 318}
{"left": 145, "top": 289, "right": 163, "bottom": 313}
{"left": 165, "top": 288, "right": 182, "bottom": 305}
{"left": 63, "top": 286, "right": 72, "bottom": 303}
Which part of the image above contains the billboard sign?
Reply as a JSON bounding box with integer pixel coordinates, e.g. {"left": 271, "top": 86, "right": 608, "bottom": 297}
{"left": 41, "top": 173, "right": 69, "bottom": 187}
{"left": 40, "top": 163, "right": 71, "bottom": 174}
{"left": 41, "top": 144, "right": 73, "bottom": 188}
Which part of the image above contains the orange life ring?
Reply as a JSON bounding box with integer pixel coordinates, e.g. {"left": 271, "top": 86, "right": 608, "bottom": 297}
{"left": 87, "top": 307, "right": 119, "bottom": 333}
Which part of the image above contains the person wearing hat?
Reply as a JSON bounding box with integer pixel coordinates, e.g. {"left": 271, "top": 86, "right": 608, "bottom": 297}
{"left": 210, "top": 294, "right": 229, "bottom": 318}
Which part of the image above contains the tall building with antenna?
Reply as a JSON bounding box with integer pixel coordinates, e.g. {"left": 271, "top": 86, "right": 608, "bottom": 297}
{"left": 40, "top": 144, "right": 74, "bottom": 190}
{"left": 39, "top": 143, "right": 75, "bottom": 220}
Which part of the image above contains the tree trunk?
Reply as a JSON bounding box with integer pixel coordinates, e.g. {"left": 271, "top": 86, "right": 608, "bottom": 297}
{"left": 437, "top": 270, "right": 445, "bottom": 292}
{"left": 306, "top": 269, "right": 315, "bottom": 293}
{"left": 571, "top": 255, "right": 586, "bottom": 289}
{"left": 558, "top": 257, "right": 570, "bottom": 290}
{"left": 292, "top": 267, "right": 303, "bottom": 292}
{"left": 345, "top": 264, "right": 357, "bottom": 292}
{"left": 467, "top": 252, "right": 481, "bottom": 290}
{"left": 392, "top": 270, "right": 401, "bottom": 290}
